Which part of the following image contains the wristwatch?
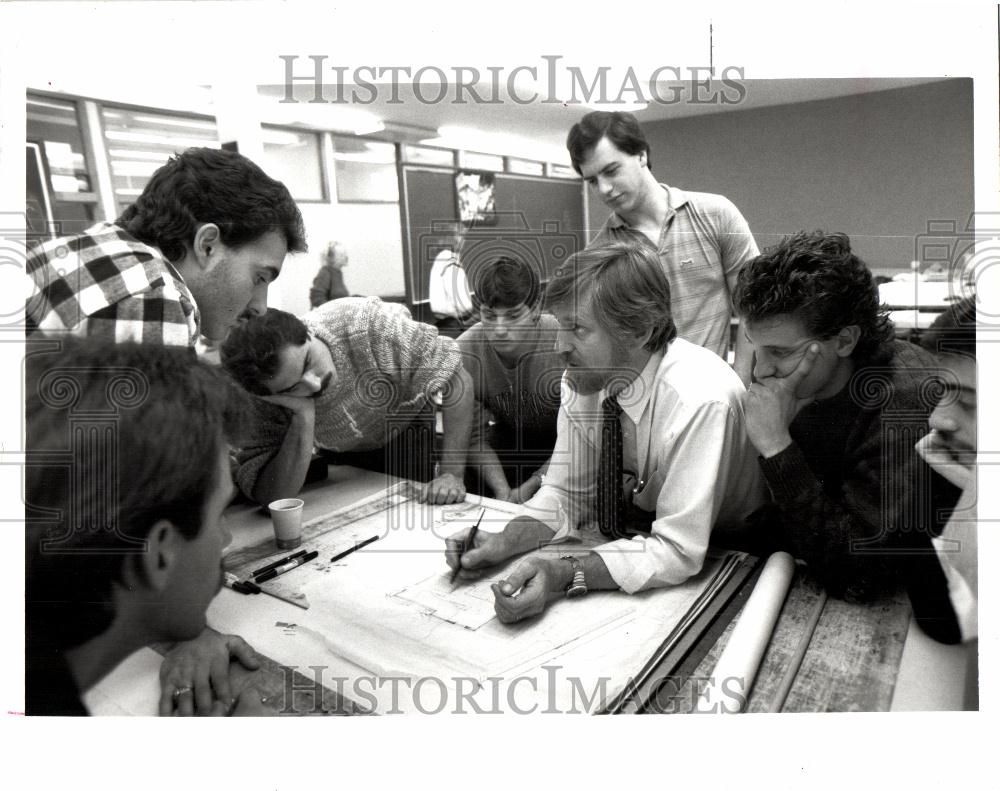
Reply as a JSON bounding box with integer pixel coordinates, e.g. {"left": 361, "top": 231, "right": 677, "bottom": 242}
{"left": 561, "top": 555, "right": 588, "bottom": 599}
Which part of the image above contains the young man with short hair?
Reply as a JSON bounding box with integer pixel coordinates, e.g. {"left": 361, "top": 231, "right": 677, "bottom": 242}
{"left": 26, "top": 341, "right": 266, "bottom": 715}
{"left": 221, "top": 298, "right": 474, "bottom": 506}
{"left": 733, "top": 230, "right": 962, "bottom": 642}
{"left": 567, "top": 111, "right": 758, "bottom": 383}
{"left": 26, "top": 147, "right": 306, "bottom": 348}
{"left": 445, "top": 240, "right": 763, "bottom": 624}
{"left": 457, "top": 255, "right": 563, "bottom": 503}
{"left": 917, "top": 297, "right": 978, "bottom": 648}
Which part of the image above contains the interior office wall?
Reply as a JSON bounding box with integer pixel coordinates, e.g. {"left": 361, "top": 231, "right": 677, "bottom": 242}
{"left": 271, "top": 200, "right": 406, "bottom": 318}
{"left": 639, "top": 79, "right": 973, "bottom": 273}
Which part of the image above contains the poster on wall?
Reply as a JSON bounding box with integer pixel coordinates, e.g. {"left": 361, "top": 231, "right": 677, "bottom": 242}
{"left": 455, "top": 170, "right": 497, "bottom": 226}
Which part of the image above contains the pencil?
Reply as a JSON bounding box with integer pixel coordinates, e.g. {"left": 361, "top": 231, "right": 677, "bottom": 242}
{"left": 450, "top": 506, "right": 486, "bottom": 585}
{"left": 330, "top": 534, "right": 379, "bottom": 563}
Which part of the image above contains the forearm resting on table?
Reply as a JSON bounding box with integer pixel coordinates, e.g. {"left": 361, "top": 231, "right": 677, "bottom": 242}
{"left": 501, "top": 515, "right": 560, "bottom": 555}
{"left": 467, "top": 443, "right": 510, "bottom": 498}
{"left": 251, "top": 412, "right": 315, "bottom": 505}
{"left": 437, "top": 367, "right": 474, "bottom": 477}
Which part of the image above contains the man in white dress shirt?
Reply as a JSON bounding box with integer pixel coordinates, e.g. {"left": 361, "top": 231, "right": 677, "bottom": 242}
{"left": 445, "top": 239, "right": 764, "bottom": 623}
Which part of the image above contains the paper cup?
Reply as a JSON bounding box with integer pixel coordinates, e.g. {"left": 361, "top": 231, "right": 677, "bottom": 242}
{"left": 269, "top": 498, "right": 304, "bottom": 549}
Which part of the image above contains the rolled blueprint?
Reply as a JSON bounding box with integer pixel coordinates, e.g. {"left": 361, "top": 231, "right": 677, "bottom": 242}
{"left": 704, "top": 551, "right": 795, "bottom": 713}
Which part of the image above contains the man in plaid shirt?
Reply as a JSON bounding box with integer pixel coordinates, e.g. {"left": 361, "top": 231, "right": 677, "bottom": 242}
{"left": 26, "top": 147, "right": 306, "bottom": 349}
{"left": 25, "top": 147, "right": 306, "bottom": 715}
{"left": 567, "top": 111, "right": 758, "bottom": 385}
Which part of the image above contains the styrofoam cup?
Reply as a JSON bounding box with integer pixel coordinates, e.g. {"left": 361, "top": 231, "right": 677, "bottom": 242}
{"left": 269, "top": 498, "right": 304, "bottom": 549}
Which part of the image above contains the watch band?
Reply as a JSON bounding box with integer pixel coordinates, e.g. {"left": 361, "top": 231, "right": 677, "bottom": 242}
{"left": 561, "top": 555, "right": 587, "bottom": 599}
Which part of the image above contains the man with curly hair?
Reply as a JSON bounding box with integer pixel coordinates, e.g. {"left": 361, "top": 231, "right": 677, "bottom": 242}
{"left": 732, "top": 230, "right": 963, "bottom": 642}
{"left": 26, "top": 147, "right": 306, "bottom": 348}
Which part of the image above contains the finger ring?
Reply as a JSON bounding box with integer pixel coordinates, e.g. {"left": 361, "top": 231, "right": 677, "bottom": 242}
{"left": 172, "top": 686, "right": 193, "bottom": 698}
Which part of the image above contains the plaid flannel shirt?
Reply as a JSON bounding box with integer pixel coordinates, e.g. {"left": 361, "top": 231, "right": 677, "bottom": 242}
{"left": 25, "top": 223, "right": 200, "bottom": 348}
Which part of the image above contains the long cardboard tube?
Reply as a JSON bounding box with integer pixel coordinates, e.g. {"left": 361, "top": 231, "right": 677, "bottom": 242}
{"left": 768, "top": 589, "right": 827, "bottom": 712}
{"left": 704, "top": 551, "right": 795, "bottom": 713}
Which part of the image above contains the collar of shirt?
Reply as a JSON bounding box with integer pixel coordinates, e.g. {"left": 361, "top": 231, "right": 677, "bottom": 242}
{"left": 603, "top": 349, "right": 664, "bottom": 426}
{"left": 605, "top": 184, "right": 690, "bottom": 231}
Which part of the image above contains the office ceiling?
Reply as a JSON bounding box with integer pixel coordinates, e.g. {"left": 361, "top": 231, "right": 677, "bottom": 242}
{"left": 256, "top": 77, "right": 949, "bottom": 159}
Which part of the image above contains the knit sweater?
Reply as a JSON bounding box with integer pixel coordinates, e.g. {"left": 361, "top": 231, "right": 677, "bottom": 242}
{"left": 752, "top": 340, "right": 961, "bottom": 638}
{"left": 234, "top": 297, "right": 462, "bottom": 497}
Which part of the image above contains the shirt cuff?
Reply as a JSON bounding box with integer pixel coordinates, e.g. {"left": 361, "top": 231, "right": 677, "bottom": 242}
{"left": 593, "top": 537, "right": 659, "bottom": 594}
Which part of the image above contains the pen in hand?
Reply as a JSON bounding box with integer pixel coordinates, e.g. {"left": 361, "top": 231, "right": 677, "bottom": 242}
{"left": 450, "top": 506, "right": 486, "bottom": 585}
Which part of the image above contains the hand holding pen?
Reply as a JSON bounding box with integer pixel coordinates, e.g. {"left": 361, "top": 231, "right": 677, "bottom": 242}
{"left": 446, "top": 507, "right": 486, "bottom": 584}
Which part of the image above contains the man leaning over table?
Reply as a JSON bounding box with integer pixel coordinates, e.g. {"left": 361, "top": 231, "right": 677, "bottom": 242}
{"left": 24, "top": 147, "right": 307, "bottom": 715}
{"left": 26, "top": 341, "right": 270, "bottom": 716}
{"left": 221, "top": 298, "right": 474, "bottom": 506}
{"left": 731, "top": 230, "right": 962, "bottom": 643}
{"left": 26, "top": 146, "right": 306, "bottom": 350}
{"left": 445, "top": 239, "right": 764, "bottom": 624}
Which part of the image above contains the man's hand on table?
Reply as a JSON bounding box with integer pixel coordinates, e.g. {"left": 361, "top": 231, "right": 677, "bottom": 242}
{"left": 445, "top": 515, "right": 553, "bottom": 581}
{"left": 420, "top": 471, "right": 466, "bottom": 504}
{"left": 159, "top": 628, "right": 261, "bottom": 716}
{"left": 491, "top": 556, "right": 570, "bottom": 624}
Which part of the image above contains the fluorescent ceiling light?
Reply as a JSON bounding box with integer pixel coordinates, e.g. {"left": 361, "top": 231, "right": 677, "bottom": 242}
{"left": 258, "top": 98, "right": 384, "bottom": 135}
{"left": 425, "top": 125, "right": 569, "bottom": 164}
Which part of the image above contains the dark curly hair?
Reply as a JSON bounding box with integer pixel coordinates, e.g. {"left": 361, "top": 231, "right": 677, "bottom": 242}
{"left": 566, "top": 111, "right": 651, "bottom": 176}
{"left": 116, "top": 147, "right": 307, "bottom": 262}
{"left": 220, "top": 308, "right": 309, "bottom": 395}
{"left": 545, "top": 238, "right": 677, "bottom": 352}
{"left": 732, "top": 231, "right": 894, "bottom": 364}
{"left": 470, "top": 255, "right": 542, "bottom": 311}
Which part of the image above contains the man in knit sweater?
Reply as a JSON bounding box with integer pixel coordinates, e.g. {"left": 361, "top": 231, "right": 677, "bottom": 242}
{"left": 732, "top": 231, "right": 961, "bottom": 641}
{"left": 221, "top": 298, "right": 474, "bottom": 505}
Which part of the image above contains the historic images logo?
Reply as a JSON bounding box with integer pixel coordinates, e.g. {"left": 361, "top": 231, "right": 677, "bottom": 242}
{"left": 279, "top": 55, "right": 747, "bottom": 107}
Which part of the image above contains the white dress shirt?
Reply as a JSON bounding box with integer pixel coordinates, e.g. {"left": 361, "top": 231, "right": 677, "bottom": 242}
{"left": 521, "top": 338, "right": 765, "bottom": 593}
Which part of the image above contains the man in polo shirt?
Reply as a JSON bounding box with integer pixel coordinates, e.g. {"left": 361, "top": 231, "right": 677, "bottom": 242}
{"left": 567, "top": 111, "right": 758, "bottom": 383}
{"left": 26, "top": 147, "right": 306, "bottom": 349}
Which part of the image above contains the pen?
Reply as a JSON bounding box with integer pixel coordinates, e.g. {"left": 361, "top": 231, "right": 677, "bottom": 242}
{"left": 450, "top": 507, "right": 486, "bottom": 585}
{"left": 330, "top": 534, "right": 379, "bottom": 564}
{"left": 254, "top": 550, "right": 318, "bottom": 583}
{"left": 252, "top": 549, "right": 307, "bottom": 578}
{"left": 224, "top": 573, "right": 262, "bottom": 595}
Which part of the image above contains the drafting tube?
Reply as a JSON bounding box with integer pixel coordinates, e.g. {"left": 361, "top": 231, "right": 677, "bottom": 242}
{"left": 704, "top": 551, "right": 795, "bottom": 714}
